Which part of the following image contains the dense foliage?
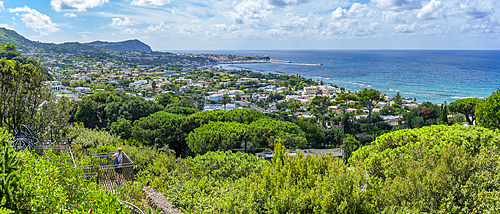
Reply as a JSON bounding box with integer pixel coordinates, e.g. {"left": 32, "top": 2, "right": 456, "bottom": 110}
{"left": 187, "top": 121, "right": 247, "bottom": 154}
{"left": 403, "top": 102, "right": 441, "bottom": 128}
{"left": 476, "top": 88, "right": 500, "bottom": 130}
{"left": 0, "top": 58, "right": 50, "bottom": 131}
{"left": 74, "top": 91, "right": 163, "bottom": 128}
{"left": 351, "top": 124, "right": 500, "bottom": 213}
{"left": 132, "top": 111, "right": 186, "bottom": 154}
{"left": 449, "top": 98, "right": 479, "bottom": 125}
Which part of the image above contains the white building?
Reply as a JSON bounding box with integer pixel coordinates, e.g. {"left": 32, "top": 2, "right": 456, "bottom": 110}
{"left": 44, "top": 81, "right": 63, "bottom": 92}
{"left": 303, "top": 86, "right": 317, "bottom": 95}
{"left": 206, "top": 94, "right": 224, "bottom": 102}
{"left": 174, "top": 77, "right": 192, "bottom": 85}
{"left": 318, "top": 85, "right": 336, "bottom": 95}
{"left": 228, "top": 90, "right": 244, "bottom": 95}
{"left": 75, "top": 87, "right": 90, "bottom": 92}
{"left": 203, "top": 104, "right": 236, "bottom": 111}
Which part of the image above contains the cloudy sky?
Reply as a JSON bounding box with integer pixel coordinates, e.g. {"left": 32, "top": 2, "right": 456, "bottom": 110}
{"left": 0, "top": 0, "right": 499, "bottom": 50}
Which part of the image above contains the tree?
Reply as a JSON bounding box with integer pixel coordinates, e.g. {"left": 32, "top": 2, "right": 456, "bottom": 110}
{"left": 438, "top": 101, "right": 448, "bottom": 124}
{"left": 222, "top": 108, "right": 263, "bottom": 124}
{"left": 235, "top": 93, "right": 241, "bottom": 101}
{"left": 247, "top": 118, "right": 307, "bottom": 149}
{"left": 357, "top": 88, "right": 381, "bottom": 132}
{"left": 34, "top": 96, "right": 76, "bottom": 141}
{"left": 295, "top": 118, "right": 325, "bottom": 148}
{"left": 403, "top": 102, "right": 440, "bottom": 128}
{"left": 74, "top": 98, "right": 98, "bottom": 127}
{"left": 334, "top": 93, "right": 357, "bottom": 116}
{"left": 288, "top": 100, "right": 301, "bottom": 120}
{"left": 132, "top": 111, "right": 186, "bottom": 155}
{"left": 350, "top": 124, "right": 500, "bottom": 213}
{"left": 151, "top": 81, "right": 157, "bottom": 96}
{"left": 221, "top": 94, "right": 231, "bottom": 110}
{"left": 393, "top": 92, "right": 402, "bottom": 105}
{"left": 182, "top": 109, "right": 226, "bottom": 134}
{"left": 164, "top": 106, "right": 198, "bottom": 116}
{"left": 109, "top": 118, "right": 133, "bottom": 139}
{"left": 449, "top": 98, "right": 480, "bottom": 125}
{"left": 310, "top": 96, "right": 331, "bottom": 126}
{"left": 476, "top": 88, "right": 500, "bottom": 130}
{"left": 341, "top": 134, "right": 359, "bottom": 163}
{"left": 0, "top": 59, "right": 49, "bottom": 131}
{"left": 186, "top": 121, "right": 247, "bottom": 155}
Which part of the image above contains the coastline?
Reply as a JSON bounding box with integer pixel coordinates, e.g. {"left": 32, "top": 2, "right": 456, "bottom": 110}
{"left": 216, "top": 61, "right": 485, "bottom": 105}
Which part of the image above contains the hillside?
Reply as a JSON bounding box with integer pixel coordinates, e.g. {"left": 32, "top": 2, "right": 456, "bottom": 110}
{"left": 0, "top": 28, "right": 33, "bottom": 48}
{"left": 87, "top": 39, "right": 152, "bottom": 52}
{"left": 0, "top": 27, "right": 152, "bottom": 52}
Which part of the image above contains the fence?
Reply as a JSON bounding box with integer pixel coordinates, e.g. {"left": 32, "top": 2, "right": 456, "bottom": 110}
{"left": 10, "top": 125, "right": 142, "bottom": 212}
{"left": 89, "top": 152, "right": 135, "bottom": 191}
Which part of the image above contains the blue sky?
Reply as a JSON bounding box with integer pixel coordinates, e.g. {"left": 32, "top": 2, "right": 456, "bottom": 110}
{"left": 0, "top": 0, "right": 499, "bottom": 50}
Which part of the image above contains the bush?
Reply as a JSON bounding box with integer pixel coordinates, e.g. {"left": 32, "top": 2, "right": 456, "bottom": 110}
{"left": 0, "top": 129, "right": 20, "bottom": 211}
{"left": 184, "top": 151, "right": 269, "bottom": 180}
{"left": 350, "top": 124, "right": 500, "bottom": 213}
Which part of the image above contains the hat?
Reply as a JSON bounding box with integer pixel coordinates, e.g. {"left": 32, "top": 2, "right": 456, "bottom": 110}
{"left": 117, "top": 147, "right": 122, "bottom": 151}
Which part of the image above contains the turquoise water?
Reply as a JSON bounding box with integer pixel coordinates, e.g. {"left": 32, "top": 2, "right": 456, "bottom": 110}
{"left": 176, "top": 50, "right": 500, "bottom": 104}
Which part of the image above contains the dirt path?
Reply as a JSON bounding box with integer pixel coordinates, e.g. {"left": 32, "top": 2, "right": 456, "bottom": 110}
{"left": 143, "top": 186, "right": 183, "bottom": 214}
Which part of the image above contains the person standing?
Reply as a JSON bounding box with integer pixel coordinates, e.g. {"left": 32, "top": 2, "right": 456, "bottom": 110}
{"left": 112, "top": 147, "right": 124, "bottom": 184}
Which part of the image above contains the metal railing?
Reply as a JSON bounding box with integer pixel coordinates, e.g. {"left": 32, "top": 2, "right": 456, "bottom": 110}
{"left": 119, "top": 201, "right": 145, "bottom": 214}
{"left": 89, "top": 152, "right": 135, "bottom": 191}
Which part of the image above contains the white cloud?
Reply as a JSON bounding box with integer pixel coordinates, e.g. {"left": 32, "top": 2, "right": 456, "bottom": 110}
{"left": 224, "top": 0, "right": 273, "bottom": 24}
{"left": 147, "top": 21, "right": 169, "bottom": 31}
{"left": 51, "top": 0, "right": 108, "bottom": 12}
{"left": 9, "top": 6, "right": 59, "bottom": 36}
{"left": 372, "top": 0, "right": 422, "bottom": 11}
{"left": 121, "top": 28, "right": 137, "bottom": 34}
{"left": 0, "top": 23, "right": 12, "bottom": 30}
{"left": 178, "top": 25, "right": 197, "bottom": 35}
{"left": 394, "top": 22, "right": 419, "bottom": 33}
{"left": 131, "top": 0, "right": 170, "bottom": 7}
{"left": 324, "top": 3, "right": 380, "bottom": 37}
{"left": 110, "top": 17, "right": 133, "bottom": 26}
{"left": 268, "top": 0, "right": 309, "bottom": 7}
{"left": 332, "top": 3, "right": 375, "bottom": 21}
{"left": 417, "top": 0, "right": 445, "bottom": 19}
{"left": 454, "top": 0, "right": 497, "bottom": 19}
{"left": 63, "top": 13, "right": 77, "bottom": 18}
{"left": 0, "top": 1, "right": 4, "bottom": 11}
{"left": 381, "top": 11, "right": 409, "bottom": 23}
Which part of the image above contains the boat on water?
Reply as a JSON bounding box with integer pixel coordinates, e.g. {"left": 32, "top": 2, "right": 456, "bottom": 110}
{"left": 317, "top": 63, "right": 323, "bottom": 66}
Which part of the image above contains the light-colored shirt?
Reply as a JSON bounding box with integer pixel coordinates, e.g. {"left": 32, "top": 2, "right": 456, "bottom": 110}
{"left": 112, "top": 153, "right": 123, "bottom": 167}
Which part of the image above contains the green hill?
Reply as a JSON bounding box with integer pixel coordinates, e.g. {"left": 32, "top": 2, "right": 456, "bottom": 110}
{"left": 0, "top": 27, "right": 153, "bottom": 52}
{"left": 0, "top": 28, "right": 34, "bottom": 48}
{"left": 87, "top": 39, "right": 152, "bottom": 52}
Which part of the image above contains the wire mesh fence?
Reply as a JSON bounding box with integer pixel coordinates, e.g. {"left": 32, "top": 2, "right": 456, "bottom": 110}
{"left": 89, "top": 152, "right": 135, "bottom": 191}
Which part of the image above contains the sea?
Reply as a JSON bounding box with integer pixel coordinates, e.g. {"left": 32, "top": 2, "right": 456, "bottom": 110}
{"left": 173, "top": 50, "right": 500, "bottom": 104}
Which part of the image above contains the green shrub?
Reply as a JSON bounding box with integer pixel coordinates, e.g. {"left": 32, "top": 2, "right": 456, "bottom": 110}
{"left": 184, "top": 150, "right": 269, "bottom": 180}
{"left": 350, "top": 124, "right": 500, "bottom": 213}
{"left": 0, "top": 129, "right": 20, "bottom": 211}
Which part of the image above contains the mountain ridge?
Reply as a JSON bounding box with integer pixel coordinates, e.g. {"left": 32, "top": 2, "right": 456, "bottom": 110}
{"left": 0, "top": 27, "right": 153, "bottom": 52}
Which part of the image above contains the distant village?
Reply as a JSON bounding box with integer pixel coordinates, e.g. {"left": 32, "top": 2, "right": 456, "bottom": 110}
{"left": 27, "top": 46, "right": 428, "bottom": 132}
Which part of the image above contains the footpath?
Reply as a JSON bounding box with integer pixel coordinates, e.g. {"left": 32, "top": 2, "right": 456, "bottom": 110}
{"left": 143, "top": 186, "right": 183, "bottom": 214}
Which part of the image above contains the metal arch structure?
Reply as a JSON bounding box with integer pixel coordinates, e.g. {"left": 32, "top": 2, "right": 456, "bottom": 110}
{"left": 11, "top": 125, "right": 39, "bottom": 152}
{"left": 8, "top": 125, "right": 145, "bottom": 214}
{"left": 119, "top": 201, "right": 145, "bottom": 214}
